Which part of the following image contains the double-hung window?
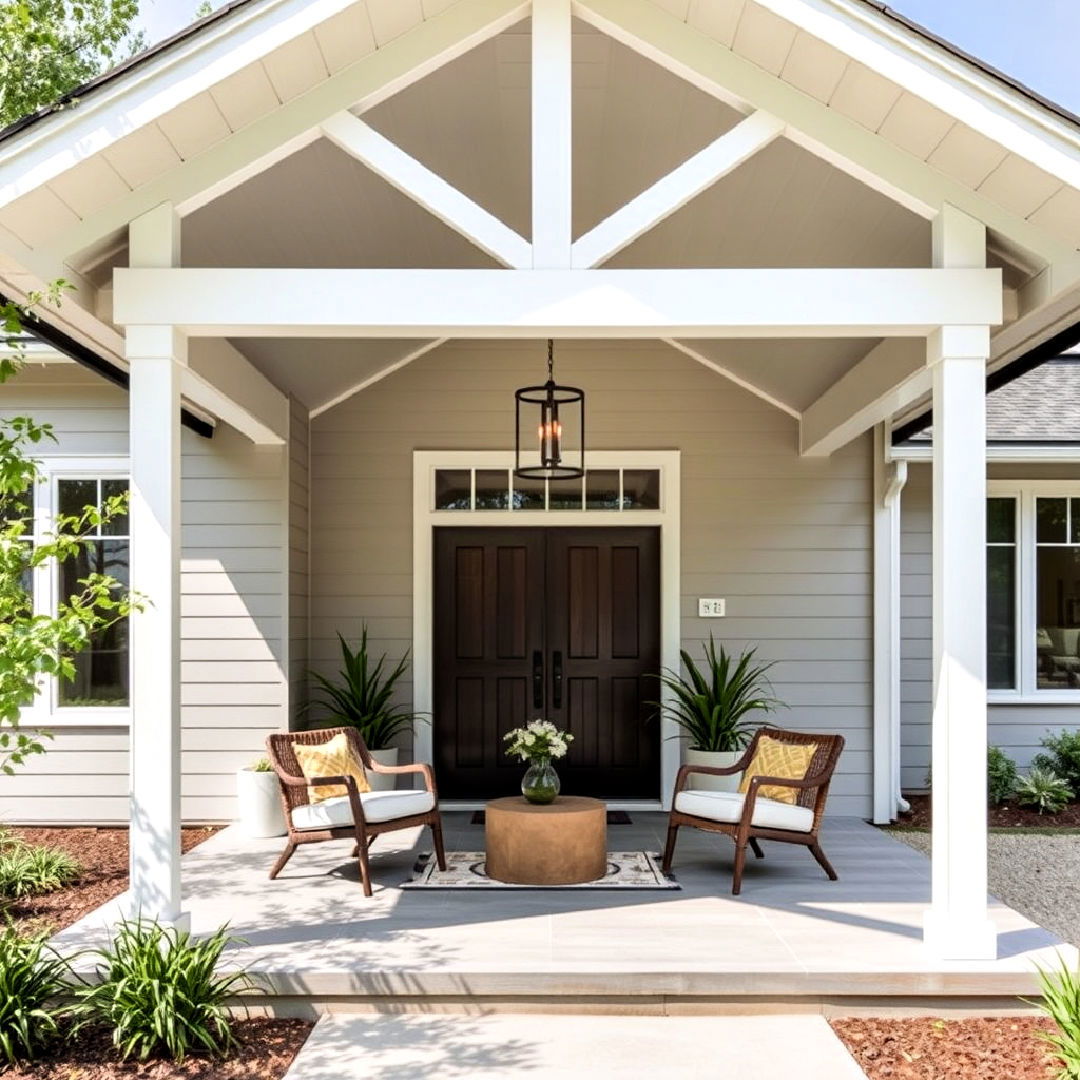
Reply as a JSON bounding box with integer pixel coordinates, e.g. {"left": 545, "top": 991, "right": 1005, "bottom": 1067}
{"left": 987, "top": 483, "right": 1080, "bottom": 700}
{"left": 20, "top": 460, "right": 131, "bottom": 725}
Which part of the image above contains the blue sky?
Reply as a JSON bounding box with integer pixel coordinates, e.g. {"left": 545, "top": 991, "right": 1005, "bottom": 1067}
{"left": 135, "top": 0, "right": 1080, "bottom": 116}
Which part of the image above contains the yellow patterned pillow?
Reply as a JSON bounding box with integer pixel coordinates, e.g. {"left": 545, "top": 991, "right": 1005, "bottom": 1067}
{"left": 292, "top": 733, "right": 370, "bottom": 804}
{"left": 737, "top": 736, "right": 818, "bottom": 805}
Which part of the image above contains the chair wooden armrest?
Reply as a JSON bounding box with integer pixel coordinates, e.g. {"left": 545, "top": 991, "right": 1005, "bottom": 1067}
{"left": 673, "top": 746, "right": 754, "bottom": 795}
{"left": 367, "top": 759, "right": 438, "bottom": 797}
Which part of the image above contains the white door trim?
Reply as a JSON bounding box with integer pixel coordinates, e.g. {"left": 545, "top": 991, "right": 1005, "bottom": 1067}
{"left": 412, "top": 449, "right": 682, "bottom": 808}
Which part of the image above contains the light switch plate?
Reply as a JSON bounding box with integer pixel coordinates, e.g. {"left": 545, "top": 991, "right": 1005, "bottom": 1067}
{"left": 698, "top": 598, "right": 726, "bottom": 618}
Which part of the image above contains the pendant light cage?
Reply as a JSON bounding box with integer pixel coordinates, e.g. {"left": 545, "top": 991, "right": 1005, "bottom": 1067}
{"left": 514, "top": 340, "right": 585, "bottom": 481}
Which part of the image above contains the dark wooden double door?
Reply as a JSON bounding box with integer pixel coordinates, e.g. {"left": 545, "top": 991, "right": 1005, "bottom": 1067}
{"left": 433, "top": 527, "right": 661, "bottom": 800}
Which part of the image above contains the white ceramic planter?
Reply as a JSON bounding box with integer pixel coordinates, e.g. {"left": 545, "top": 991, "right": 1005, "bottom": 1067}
{"left": 366, "top": 747, "right": 400, "bottom": 792}
{"left": 685, "top": 748, "right": 743, "bottom": 792}
{"left": 236, "top": 769, "right": 287, "bottom": 837}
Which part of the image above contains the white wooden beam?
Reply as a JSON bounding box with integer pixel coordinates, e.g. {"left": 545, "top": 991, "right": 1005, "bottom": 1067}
{"left": 751, "top": 0, "right": 1080, "bottom": 195}
{"left": 185, "top": 338, "right": 289, "bottom": 444}
{"left": 319, "top": 114, "right": 530, "bottom": 268}
{"left": 532, "top": 0, "right": 573, "bottom": 267}
{"left": 575, "top": 0, "right": 1077, "bottom": 268}
{"left": 50, "top": 0, "right": 529, "bottom": 264}
{"left": 800, "top": 338, "right": 928, "bottom": 457}
{"left": 572, "top": 111, "right": 786, "bottom": 268}
{"left": 309, "top": 338, "right": 447, "bottom": 418}
{"left": 113, "top": 267, "right": 1003, "bottom": 337}
{"left": 664, "top": 338, "right": 800, "bottom": 419}
{"left": 127, "top": 202, "right": 184, "bottom": 926}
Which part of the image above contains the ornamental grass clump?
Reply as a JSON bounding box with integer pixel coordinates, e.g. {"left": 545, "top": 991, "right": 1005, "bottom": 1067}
{"left": 1015, "top": 766, "right": 1074, "bottom": 815}
{"left": 987, "top": 745, "right": 1019, "bottom": 806}
{"left": 0, "top": 923, "right": 71, "bottom": 1065}
{"left": 0, "top": 842, "right": 80, "bottom": 899}
{"left": 1031, "top": 955, "right": 1080, "bottom": 1079}
{"left": 75, "top": 920, "right": 254, "bottom": 1063}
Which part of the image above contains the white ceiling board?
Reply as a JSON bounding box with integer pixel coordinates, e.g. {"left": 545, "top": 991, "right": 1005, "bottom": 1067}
{"left": 156, "top": 93, "right": 233, "bottom": 160}
{"left": 925, "top": 123, "right": 1009, "bottom": 190}
{"left": 731, "top": 3, "right": 797, "bottom": 76}
{"left": 230, "top": 336, "right": 432, "bottom": 407}
{"left": 609, "top": 137, "right": 929, "bottom": 271}
{"left": 183, "top": 137, "right": 501, "bottom": 270}
{"left": 209, "top": 63, "right": 282, "bottom": 131}
{"left": 102, "top": 126, "right": 184, "bottom": 188}
{"left": 827, "top": 62, "right": 902, "bottom": 132}
{"left": 313, "top": 3, "right": 377, "bottom": 74}
{"left": 262, "top": 32, "right": 331, "bottom": 103}
{"left": 780, "top": 31, "right": 849, "bottom": 102}
{"left": 978, "top": 154, "right": 1063, "bottom": 220}
{"left": 46, "top": 157, "right": 131, "bottom": 219}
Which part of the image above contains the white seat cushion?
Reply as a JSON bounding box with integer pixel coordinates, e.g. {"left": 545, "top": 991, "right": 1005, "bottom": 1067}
{"left": 675, "top": 789, "right": 814, "bottom": 833}
{"left": 291, "top": 789, "right": 435, "bottom": 830}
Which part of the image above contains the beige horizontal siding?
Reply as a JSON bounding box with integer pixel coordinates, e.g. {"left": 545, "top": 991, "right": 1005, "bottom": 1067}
{"left": 900, "top": 462, "right": 1080, "bottom": 790}
{"left": 0, "top": 367, "right": 288, "bottom": 824}
{"left": 310, "top": 341, "right": 873, "bottom": 816}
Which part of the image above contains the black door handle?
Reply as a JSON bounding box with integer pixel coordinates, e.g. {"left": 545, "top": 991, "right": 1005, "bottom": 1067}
{"left": 532, "top": 650, "right": 544, "bottom": 710}
{"left": 552, "top": 651, "right": 563, "bottom": 709}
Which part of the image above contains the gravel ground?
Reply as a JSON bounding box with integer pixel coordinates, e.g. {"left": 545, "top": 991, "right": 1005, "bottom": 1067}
{"left": 890, "top": 830, "right": 1080, "bottom": 946}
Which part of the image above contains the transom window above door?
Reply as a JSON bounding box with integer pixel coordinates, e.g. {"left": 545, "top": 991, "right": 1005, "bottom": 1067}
{"left": 433, "top": 467, "right": 661, "bottom": 512}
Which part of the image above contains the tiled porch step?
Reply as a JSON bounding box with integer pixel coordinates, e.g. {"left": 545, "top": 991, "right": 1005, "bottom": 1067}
{"left": 280, "top": 1013, "right": 868, "bottom": 1079}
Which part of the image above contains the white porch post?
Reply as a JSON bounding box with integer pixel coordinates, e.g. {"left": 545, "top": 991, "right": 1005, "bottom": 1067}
{"left": 872, "top": 425, "right": 907, "bottom": 824}
{"left": 127, "top": 203, "right": 187, "bottom": 925}
{"left": 923, "top": 204, "right": 995, "bottom": 960}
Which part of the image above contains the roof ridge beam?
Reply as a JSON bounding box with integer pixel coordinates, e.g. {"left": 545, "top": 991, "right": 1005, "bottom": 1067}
{"left": 319, "top": 113, "right": 530, "bottom": 268}
{"left": 48, "top": 0, "right": 529, "bottom": 266}
{"left": 572, "top": 111, "right": 785, "bottom": 268}
{"left": 574, "top": 0, "right": 1076, "bottom": 269}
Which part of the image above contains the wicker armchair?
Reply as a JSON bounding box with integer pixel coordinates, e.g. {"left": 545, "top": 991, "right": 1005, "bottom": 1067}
{"left": 265, "top": 727, "right": 445, "bottom": 897}
{"left": 662, "top": 726, "right": 845, "bottom": 895}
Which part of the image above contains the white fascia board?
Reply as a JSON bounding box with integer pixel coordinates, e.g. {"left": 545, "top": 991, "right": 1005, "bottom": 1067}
{"left": 752, "top": 0, "right": 1080, "bottom": 194}
{"left": 49, "top": 0, "right": 530, "bottom": 264}
{"left": 113, "top": 266, "right": 1003, "bottom": 337}
{"left": 574, "top": 0, "right": 1077, "bottom": 268}
{"left": 185, "top": 337, "right": 288, "bottom": 444}
{"left": 892, "top": 443, "right": 1080, "bottom": 464}
{"left": 572, "top": 111, "right": 786, "bottom": 268}
{"left": 319, "top": 113, "right": 531, "bottom": 268}
{"left": 0, "top": 0, "right": 366, "bottom": 209}
{"left": 800, "top": 337, "right": 929, "bottom": 457}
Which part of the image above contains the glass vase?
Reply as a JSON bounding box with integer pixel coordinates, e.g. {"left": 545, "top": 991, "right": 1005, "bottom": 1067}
{"left": 521, "top": 757, "right": 560, "bottom": 804}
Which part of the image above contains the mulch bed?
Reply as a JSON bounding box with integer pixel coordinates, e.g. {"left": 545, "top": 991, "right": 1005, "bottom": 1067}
{"left": 832, "top": 1017, "right": 1061, "bottom": 1080}
{"left": 888, "top": 793, "right": 1080, "bottom": 829}
{"left": 5, "top": 1018, "right": 313, "bottom": 1079}
{"left": 2, "top": 826, "right": 218, "bottom": 934}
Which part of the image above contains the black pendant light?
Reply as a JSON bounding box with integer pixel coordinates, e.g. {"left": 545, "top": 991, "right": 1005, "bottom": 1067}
{"left": 514, "top": 339, "right": 585, "bottom": 481}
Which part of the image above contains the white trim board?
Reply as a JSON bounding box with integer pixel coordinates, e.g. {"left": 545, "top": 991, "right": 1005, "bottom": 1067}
{"left": 411, "top": 450, "right": 682, "bottom": 809}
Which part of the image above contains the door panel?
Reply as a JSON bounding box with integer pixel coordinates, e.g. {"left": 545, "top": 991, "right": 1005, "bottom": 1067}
{"left": 433, "top": 526, "right": 660, "bottom": 800}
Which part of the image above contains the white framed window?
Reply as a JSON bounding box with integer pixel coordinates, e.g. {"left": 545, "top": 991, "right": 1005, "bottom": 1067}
{"left": 21, "top": 457, "right": 131, "bottom": 727}
{"left": 988, "top": 481, "right": 1080, "bottom": 702}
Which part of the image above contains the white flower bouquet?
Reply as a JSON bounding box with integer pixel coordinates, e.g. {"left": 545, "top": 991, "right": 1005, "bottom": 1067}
{"left": 503, "top": 718, "right": 573, "bottom": 764}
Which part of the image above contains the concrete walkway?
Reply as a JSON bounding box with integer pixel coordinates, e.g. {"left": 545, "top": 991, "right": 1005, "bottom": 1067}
{"left": 282, "top": 1013, "right": 868, "bottom": 1079}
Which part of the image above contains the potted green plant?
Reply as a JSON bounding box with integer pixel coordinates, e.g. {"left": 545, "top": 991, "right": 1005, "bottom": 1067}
{"left": 235, "top": 756, "right": 285, "bottom": 837}
{"left": 656, "top": 638, "right": 783, "bottom": 792}
{"left": 303, "top": 626, "right": 425, "bottom": 792}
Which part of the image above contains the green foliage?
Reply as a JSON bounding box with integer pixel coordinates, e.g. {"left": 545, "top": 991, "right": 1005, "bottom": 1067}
{"left": 0, "top": 287, "right": 141, "bottom": 772}
{"left": 655, "top": 637, "right": 782, "bottom": 752}
{"left": 74, "top": 920, "right": 253, "bottom": 1063}
{"left": 0, "top": 923, "right": 70, "bottom": 1065}
{"left": 303, "top": 626, "right": 424, "bottom": 750}
{"left": 987, "top": 745, "right": 1019, "bottom": 806}
{"left": 0, "top": 0, "right": 144, "bottom": 127}
{"left": 1031, "top": 954, "right": 1080, "bottom": 1079}
{"left": 1015, "top": 766, "right": 1074, "bottom": 815}
{"left": 0, "top": 842, "right": 79, "bottom": 898}
{"left": 246, "top": 756, "right": 273, "bottom": 773}
{"left": 1033, "top": 730, "right": 1080, "bottom": 799}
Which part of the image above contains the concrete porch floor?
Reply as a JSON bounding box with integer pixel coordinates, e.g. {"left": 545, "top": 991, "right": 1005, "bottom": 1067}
{"left": 55, "top": 813, "right": 1075, "bottom": 1013}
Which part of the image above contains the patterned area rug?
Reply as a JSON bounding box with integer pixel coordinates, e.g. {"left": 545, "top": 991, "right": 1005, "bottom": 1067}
{"left": 402, "top": 851, "right": 679, "bottom": 890}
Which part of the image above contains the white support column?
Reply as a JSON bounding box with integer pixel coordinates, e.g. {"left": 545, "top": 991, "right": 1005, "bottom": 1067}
{"left": 872, "top": 426, "right": 907, "bottom": 824}
{"left": 127, "top": 203, "right": 187, "bottom": 926}
{"left": 531, "top": 0, "right": 572, "bottom": 267}
{"left": 924, "top": 203, "right": 995, "bottom": 960}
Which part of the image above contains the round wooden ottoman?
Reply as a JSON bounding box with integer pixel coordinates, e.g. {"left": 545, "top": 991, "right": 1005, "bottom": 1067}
{"left": 485, "top": 796, "right": 608, "bottom": 885}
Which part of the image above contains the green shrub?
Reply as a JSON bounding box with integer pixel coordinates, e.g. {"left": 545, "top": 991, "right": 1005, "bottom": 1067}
{"left": 1016, "top": 766, "right": 1074, "bottom": 815}
{"left": 75, "top": 920, "right": 253, "bottom": 1062}
{"left": 247, "top": 756, "right": 273, "bottom": 773}
{"left": 1034, "top": 730, "right": 1080, "bottom": 798}
{"left": 0, "top": 844, "right": 80, "bottom": 899}
{"left": 0, "top": 924, "right": 71, "bottom": 1065}
{"left": 987, "top": 745, "right": 1019, "bottom": 806}
{"left": 1032, "top": 955, "right": 1080, "bottom": 1079}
